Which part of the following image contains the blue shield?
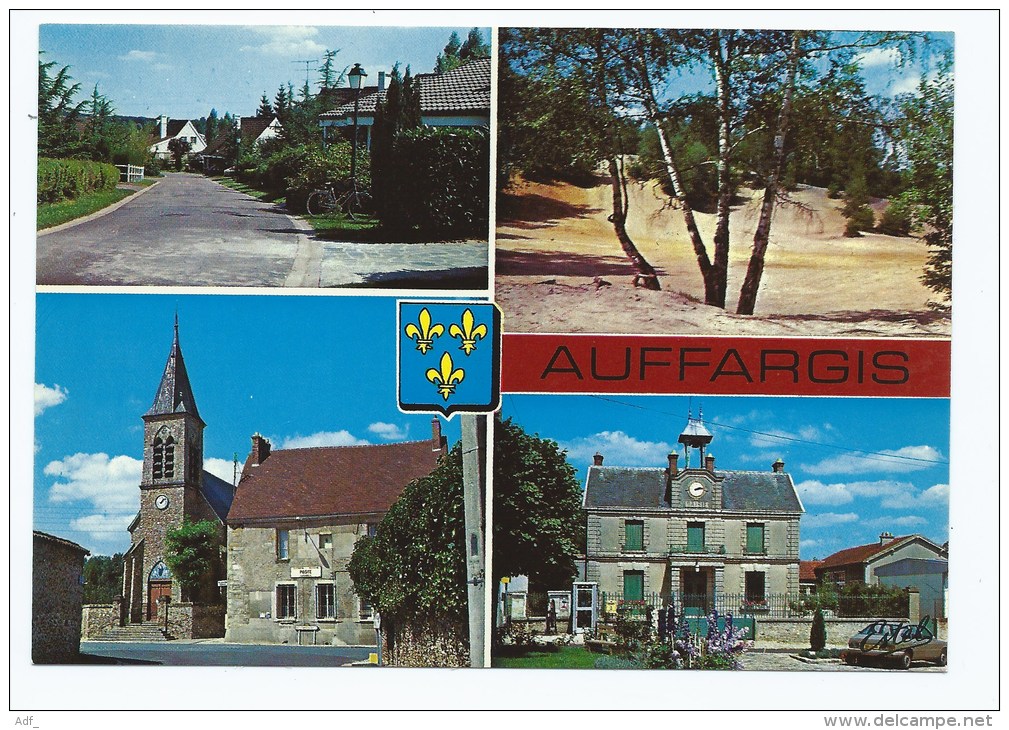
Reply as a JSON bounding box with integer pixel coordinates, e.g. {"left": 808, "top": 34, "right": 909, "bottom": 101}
{"left": 398, "top": 301, "right": 501, "bottom": 417}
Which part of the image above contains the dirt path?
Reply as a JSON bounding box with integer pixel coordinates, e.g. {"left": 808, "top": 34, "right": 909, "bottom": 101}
{"left": 495, "top": 179, "right": 950, "bottom": 338}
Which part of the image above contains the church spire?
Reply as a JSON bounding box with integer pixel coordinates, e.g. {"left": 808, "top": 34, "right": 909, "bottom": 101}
{"left": 145, "top": 317, "right": 203, "bottom": 423}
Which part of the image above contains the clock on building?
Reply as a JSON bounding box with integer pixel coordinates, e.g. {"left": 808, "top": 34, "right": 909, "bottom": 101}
{"left": 155, "top": 494, "right": 170, "bottom": 510}
{"left": 687, "top": 481, "right": 707, "bottom": 498}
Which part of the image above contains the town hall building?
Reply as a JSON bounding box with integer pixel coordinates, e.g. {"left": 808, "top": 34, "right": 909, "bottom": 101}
{"left": 583, "top": 411, "right": 803, "bottom": 612}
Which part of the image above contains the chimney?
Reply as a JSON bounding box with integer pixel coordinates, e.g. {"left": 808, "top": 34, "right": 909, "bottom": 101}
{"left": 431, "top": 417, "right": 443, "bottom": 452}
{"left": 705, "top": 453, "right": 715, "bottom": 473}
{"left": 593, "top": 452, "right": 604, "bottom": 466}
{"left": 378, "top": 71, "right": 386, "bottom": 92}
{"left": 772, "top": 458, "right": 785, "bottom": 473}
{"left": 250, "top": 433, "right": 271, "bottom": 466}
{"left": 879, "top": 531, "right": 895, "bottom": 545}
{"left": 159, "top": 114, "right": 168, "bottom": 139}
{"left": 667, "top": 452, "right": 678, "bottom": 477}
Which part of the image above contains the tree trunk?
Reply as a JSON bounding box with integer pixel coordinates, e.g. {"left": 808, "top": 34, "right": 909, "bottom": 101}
{"left": 607, "top": 157, "right": 661, "bottom": 290}
{"left": 710, "top": 31, "right": 733, "bottom": 309}
{"left": 736, "top": 31, "right": 802, "bottom": 315}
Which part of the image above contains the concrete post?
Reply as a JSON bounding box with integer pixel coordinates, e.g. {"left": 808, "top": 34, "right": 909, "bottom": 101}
{"left": 114, "top": 595, "right": 126, "bottom": 627}
{"left": 461, "top": 414, "right": 487, "bottom": 668}
{"left": 907, "top": 587, "right": 920, "bottom": 624}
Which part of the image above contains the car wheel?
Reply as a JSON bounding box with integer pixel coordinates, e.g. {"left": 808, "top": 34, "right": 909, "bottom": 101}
{"left": 899, "top": 651, "right": 912, "bottom": 670}
{"left": 937, "top": 648, "right": 947, "bottom": 667}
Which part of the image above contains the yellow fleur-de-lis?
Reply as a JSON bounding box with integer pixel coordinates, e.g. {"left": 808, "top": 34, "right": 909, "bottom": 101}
{"left": 404, "top": 307, "right": 445, "bottom": 355}
{"left": 448, "top": 308, "right": 488, "bottom": 356}
{"left": 425, "top": 352, "right": 465, "bottom": 400}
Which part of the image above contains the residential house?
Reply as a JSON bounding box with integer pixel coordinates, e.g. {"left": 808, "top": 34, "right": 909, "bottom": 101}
{"left": 224, "top": 421, "right": 447, "bottom": 646}
{"left": 815, "top": 533, "right": 947, "bottom": 619}
{"left": 799, "top": 559, "right": 823, "bottom": 595}
{"left": 199, "top": 115, "right": 282, "bottom": 173}
{"left": 583, "top": 412, "right": 803, "bottom": 613}
{"left": 149, "top": 115, "right": 207, "bottom": 161}
{"left": 32, "top": 531, "right": 89, "bottom": 663}
{"left": 318, "top": 57, "right": 491, "bottom": 149}
{"left": 122, "top": 319, "right": 234, "bottom": 635}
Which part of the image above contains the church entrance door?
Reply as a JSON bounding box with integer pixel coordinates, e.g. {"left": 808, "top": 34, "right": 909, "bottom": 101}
{"left": 148, "top": 581, "right": 171, "bottom": 620}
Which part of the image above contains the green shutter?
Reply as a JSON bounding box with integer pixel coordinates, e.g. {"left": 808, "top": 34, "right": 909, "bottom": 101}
{"left": 623, "top": 571, "right": 644, "bottom": 601}
{"left": 687, "top": 523, "right": 704, "bottom": 553}
{"left": 747, "top": 524, "right": 764, "bottom": 554}
{"left": 625, "top": 521, "right": 644, "bottom": 551}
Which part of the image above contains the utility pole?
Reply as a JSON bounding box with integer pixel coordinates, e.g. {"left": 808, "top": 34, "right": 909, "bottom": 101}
{"left": 460, "top": 413, "right": 487, "bottom": 668}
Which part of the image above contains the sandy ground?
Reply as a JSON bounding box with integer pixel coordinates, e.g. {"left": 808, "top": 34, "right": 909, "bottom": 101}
{"left": 495, "top": 178, "right": 951, "bottom": 337}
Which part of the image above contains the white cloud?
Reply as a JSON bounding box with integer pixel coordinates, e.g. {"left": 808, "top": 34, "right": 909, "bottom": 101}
{"left": 802, "top": 512, "right": 859, "bottom": 528}
{"left": 34, "top": 383, "right": 67, "bottom": 416}
{"left": 70, "top": 513, "right": 136, "bottom": 539}
{"left": 748, "top": 425, "right": 821, "bottom": 449}
{"left": 204, "top": 457, "right": 239, "bottom": 485}
{"left": 119, "top": 50, "right": 157, "bottom": 62}
{"left": 800, "top": 539, "right": 824, "bottom": 550}
{"left": 560, "top": 431, "right": 672, "bottom": 468}
{"left": 855, "top": 47, "right": 903, "bottom": 68}
{"left": 368, "top": 422, "right": 408, "bottom": 441}
{"left": 866, "top": 515, "right": 928, "bottom": 529}
{"left": 278, "top": 430, "right": 369, "bottom": 449}
{"left": 920, "top": 483, "right": 949, "bottom": 504}
{"left": 801, "top": 445, "right": 943, "bottom": 475}
{"left": 795, "top": 480, "right": 853, "bottom": 506}
{"left": 45, "top": 453, "right": 141, "bottom": 511}
{"left": 240, "top": 26, "right": 325, "bottom": 56}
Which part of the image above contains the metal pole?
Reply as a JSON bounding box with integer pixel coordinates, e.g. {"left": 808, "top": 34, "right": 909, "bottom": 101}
{"left": 350, "top": 88, "right": 360, "bottom": 182}
{"left": 461, "top": 413, "right": 486, "bottom": 668}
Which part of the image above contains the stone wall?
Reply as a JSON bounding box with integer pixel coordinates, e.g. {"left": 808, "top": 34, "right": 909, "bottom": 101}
{"left": 161, "top": 603, "right": 226, "bottom": 639}
{"left": 32, "top": 533, "right": 88, "bottom": 663}
{"left": 383, "top": 616, "right": 468, "bottom": 667}
{"left": 81, "top": 604, "right": 118, "bottom": 639}
{"left": 755, "top": 617, "right": 909, "bottom": 646}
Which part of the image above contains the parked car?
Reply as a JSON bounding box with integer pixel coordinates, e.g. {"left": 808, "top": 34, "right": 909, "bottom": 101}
{"left": 841, "top": 618, "right": 947, "bottom": 669}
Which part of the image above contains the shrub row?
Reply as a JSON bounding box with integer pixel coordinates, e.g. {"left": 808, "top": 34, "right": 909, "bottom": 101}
{"left": 38, "top": 157, "right": 120, "bottom": 204}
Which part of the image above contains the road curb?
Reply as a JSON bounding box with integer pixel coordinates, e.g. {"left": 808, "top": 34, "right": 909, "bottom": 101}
{"left": 284, "top": 212, "right": 324, "bottom": 288}
{"left": 37, "top": 179, "right": 162, "bottom": 237}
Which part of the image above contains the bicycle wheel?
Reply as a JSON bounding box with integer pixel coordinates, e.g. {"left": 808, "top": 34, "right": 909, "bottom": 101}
{"left": 306, "top": 190, "right": 336, "bottom": 216}
{"left": 343, "top": 189, "right": 372, "bottom": 220}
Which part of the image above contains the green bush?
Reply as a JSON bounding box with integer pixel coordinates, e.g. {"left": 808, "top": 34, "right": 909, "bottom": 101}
{"left": 380, "top": 126, "right": 489, "bottom": 237}
{"left": 235, "top": 142, "right": 366, "bottom": 212}
{"left": 876, "top": 199, "right": 914, "bottom": 236}
{"left": 810, "top": 608, "right": 827, "bottom": 651}
{"left": 844, "top": 205, "right": 875, "bottom": 237}
{"left": 37, "top": 157, "right": 119, "bottom": 204}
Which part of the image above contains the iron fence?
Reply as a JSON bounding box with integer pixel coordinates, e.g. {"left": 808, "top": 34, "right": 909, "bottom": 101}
{"left": 599, "top": 591, "right": 909, "bottom": 620}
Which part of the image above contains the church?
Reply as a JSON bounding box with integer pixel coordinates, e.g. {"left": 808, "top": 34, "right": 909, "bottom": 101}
{"left": 583, "top": 411, "right": 803, "bottom": 612}
{"left": 119, "top": 320, "right": 445, "bottom": 644}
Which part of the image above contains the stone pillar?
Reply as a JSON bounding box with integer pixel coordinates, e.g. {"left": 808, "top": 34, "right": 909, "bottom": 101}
{"left": 114, "top": 595, "right": 126, "bottom": 627}
{"left": 906, "top": 587, "right": 920, "bottom": 623}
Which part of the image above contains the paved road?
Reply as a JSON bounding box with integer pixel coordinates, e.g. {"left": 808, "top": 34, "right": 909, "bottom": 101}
{"left": 79, "top": 640, "right": 374, "bottom": 666}
{"left": 741, "top": 650, "right": 944, "bottom": 672}
{"left": 37, "top": 173, "right": 488, "bottom": 288}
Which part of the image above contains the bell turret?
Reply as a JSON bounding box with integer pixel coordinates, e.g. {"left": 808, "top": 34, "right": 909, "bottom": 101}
{"left": 677, "top": 408, "right": 713, "bottom": 468}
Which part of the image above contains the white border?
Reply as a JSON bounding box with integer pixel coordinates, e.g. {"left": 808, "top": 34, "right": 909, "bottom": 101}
{"left": 10, "top": 7, "right": 1000, "bottom": 717}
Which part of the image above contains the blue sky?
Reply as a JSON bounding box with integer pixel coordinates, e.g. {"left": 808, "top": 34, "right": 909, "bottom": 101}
{"left": 501, "top": 394, "right": 949, "bottom": 561}
{"left": 34, "top": 294, "right": 464, "bottom": 555}
{"left": 39, "top": 25, "right": 488, "bottom": 119}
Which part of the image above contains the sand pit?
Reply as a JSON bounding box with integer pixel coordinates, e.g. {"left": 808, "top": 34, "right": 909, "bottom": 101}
{"left": 495, "top": 178, "right": 950, "bottom": 338}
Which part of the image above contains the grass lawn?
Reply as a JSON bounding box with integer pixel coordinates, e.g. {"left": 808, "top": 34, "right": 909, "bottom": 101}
{"left": 213, "top": 176, "right": 285, "bottom": 204}
{"left": 303, "top": 213, "right": 382, "bottom": 241}
{"left": 492, "top": 645, "right": 598, "bottom": 669}
{"left": 37, "top": 188, "right": 135, "bottom": 230}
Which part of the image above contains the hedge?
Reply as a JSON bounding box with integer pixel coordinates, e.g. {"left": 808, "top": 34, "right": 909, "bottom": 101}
{"left": 38, "top": 157, "right": 120, "bottom": 204}
{"left": 379, "top": 127, "right": 489, "bottom": 237}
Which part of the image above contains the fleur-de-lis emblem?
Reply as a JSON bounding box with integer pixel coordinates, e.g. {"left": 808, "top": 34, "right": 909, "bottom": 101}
{"left": 448, "top": 308, "right": 488, "bottom": 356}
{"left": 426, "top": 352, "right": 465, "bottom": 400}
{"left": 404, "top": 307, "right": 444, "bottom": 355}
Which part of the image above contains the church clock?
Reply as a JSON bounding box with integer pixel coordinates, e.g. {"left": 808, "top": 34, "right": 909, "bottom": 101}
{"left": 155, "top": 494, "right": 170, "bottom": 510}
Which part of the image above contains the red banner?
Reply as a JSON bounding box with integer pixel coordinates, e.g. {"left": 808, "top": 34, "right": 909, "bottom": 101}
{"left": 501, "top": 334, "right": 950, "bottom": 398}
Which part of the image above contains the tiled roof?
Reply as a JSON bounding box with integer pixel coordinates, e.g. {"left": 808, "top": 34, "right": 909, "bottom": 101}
{"left": 817, "top": 537, "right": 913, "bottom": 570}
{"left": 239, "top": 116, "right": 279, "bottom": 146}
{"left": 166, "top": 119, "right": 188, "bottom": 138}
{"left": 33, "top": 530, "right": 89, "bottom": 555}
{"left": 228, "top": 439, "right": 444, "bottom": 522}
{"left": 584, "top": 466, "right": 802, "bottom": 512}
{"left": 144, "top": 323, "right": 202, "bottom": 423}
{"left": 320, "top": 57, "right": 491, "bottom": 120}
{"left": 201, "top": 469, "right": 236, "bottom": 523}
{"left": 799, "top": 560, "right": 823, "bottom": 581}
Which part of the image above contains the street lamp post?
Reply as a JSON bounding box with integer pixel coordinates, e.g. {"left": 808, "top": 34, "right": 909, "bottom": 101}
{"left": 347, "top": 63, "right": 367, "bottom": 184}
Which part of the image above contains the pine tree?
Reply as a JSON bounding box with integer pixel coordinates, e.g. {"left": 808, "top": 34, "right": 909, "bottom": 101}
{"left": 256, "top": 93, "right": 273, "bottom": 118}
{"left": 459, "top": 28, "right": 489, "bottom": 60}
{"left": 436, "top": 31, "right": 463, "bottom": 73}
{"left": 273, "top": 86, "right": 289, "bottom": 123}
{"left": 205, "top": 108, "right": 219, "bottom": 144}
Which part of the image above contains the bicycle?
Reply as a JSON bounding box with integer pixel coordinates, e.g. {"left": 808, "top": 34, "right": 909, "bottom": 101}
{"left": 306, "top": 179, "right": 372, "bottom": 220}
